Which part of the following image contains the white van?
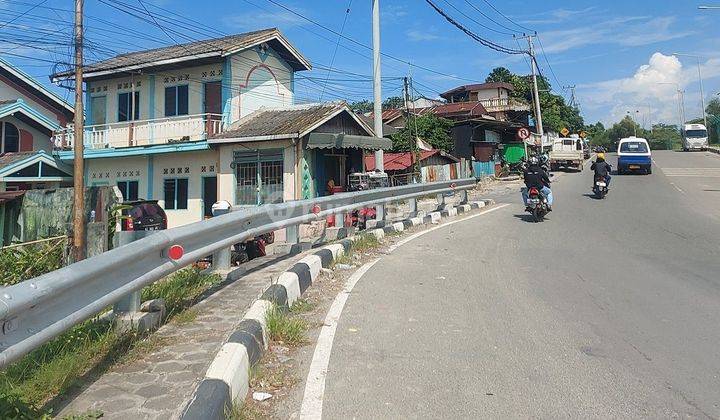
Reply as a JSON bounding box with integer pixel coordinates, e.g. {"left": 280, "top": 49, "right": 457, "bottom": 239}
{"left": 617, "top": 137, "right": 652, "bottom": 175}
{"left": 682, "top": 123, "right": 709, "bottom": 151}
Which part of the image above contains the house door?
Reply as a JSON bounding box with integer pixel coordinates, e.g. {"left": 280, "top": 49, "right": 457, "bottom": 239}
{"left": 202, "top": 176, "right": 217, "bottom": 218}
{"left": 91, "top": 96, "right": 107, "bottom": 125}
{"left": 204, "top": 81, "right": 222, "bottom": 136}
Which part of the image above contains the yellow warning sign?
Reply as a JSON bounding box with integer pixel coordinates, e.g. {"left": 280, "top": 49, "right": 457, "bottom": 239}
{"left": 579, "top": 131, "right": 588, "bottom": 139}
{"left": 560, "top": 127, "right": 570, "bottom": 137}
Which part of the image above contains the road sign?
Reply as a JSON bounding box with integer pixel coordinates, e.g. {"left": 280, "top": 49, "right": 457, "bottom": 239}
{"left": 560, "top": 127, "right": 570, "bottom": 137}
{"left": 579, "top": 131, "right": 588, "bottom": 139}
{"left": 517, "top": 127, "right": 531, "bottom": 140}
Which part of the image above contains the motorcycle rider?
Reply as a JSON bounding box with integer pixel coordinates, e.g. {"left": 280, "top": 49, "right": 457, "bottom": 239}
{"left": 522, "top": 156, "right": 553, "bottom": 211}
{"left": 591, "top": 152, "right": 612, "bottom": 188}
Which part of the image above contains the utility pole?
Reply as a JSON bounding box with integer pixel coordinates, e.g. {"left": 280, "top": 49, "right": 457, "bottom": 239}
{"left": 563, "top": 85, "right": 577, "bottom": 109}
{"left": 521, "top": 33, "right": 543, "bottom": 151}
{"left": 372, "top": 0, "right": 384, "bottom": 172}
{"left": 72, "top": 0, "right": 85, "bottom": 260}
{"left": 403, "top": 76, "right": 420, "bottom": 179}
{"left": 673, "top": 53, "right": 708, "bottom": 128}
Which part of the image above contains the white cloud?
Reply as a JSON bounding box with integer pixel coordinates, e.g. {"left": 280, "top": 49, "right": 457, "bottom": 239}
{"left": 539, "top": 16, "right": 693, "bottom": 54}
{"left": 406, "top": 29, "right": 439, "bottom": 42}
{"left": 517, "top": 7, "right": 599, "bottom": 25}
{"left": 222, "top": 9, "right": 308, "bottom": 30}
{"left": 578, "top": 52, "right": 720, "bottom": 125}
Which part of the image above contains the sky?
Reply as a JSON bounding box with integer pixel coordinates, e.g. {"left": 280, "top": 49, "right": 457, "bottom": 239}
{"left": 3, "top": 0, "right": 720, "bottom": 128}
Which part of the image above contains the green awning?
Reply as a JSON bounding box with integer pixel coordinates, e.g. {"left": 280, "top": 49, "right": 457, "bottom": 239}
{"left": 307, "top": 132, "right": 392, "bottom": 150}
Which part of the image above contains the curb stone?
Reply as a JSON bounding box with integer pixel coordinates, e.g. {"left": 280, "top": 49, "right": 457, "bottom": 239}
{"left": 179, "top": 199, "right": 494, "bottom": 419}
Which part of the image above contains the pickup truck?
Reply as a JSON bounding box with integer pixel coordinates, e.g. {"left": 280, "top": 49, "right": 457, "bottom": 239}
{"left": 549, "top": 137, "right": 584, "bottom": 171}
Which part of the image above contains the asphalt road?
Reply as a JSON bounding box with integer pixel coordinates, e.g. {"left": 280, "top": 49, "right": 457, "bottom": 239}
{"left": 321, "top": 150, "right": 720, "bottom": 419}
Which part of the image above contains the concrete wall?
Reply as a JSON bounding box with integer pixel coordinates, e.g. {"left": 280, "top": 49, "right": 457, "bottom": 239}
{"left": 0, "top": 79, "right": 65, "bottom": 123}
{"left": 0, "top": 115, "right": 52, "bottom": 152}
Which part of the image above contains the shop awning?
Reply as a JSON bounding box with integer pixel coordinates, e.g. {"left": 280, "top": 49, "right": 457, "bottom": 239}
{"left": 307, "top": 132, "right": 391, "bottom": 150}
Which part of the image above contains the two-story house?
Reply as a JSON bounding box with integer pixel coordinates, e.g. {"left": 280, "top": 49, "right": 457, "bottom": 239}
{"left": 51, "top": 28, "right": 389, "bottom": 228}
{"left": 0, "top": 58, "right": 74, "bottom": 192}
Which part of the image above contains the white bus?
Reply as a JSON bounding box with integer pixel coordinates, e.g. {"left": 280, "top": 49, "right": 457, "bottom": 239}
{"left": 682, "top": 124, "right": 709, "bottom": 151}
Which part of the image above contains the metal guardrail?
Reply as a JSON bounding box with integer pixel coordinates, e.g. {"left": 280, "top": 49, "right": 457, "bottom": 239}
{"left": 0, "top": 178, "right": 476, "bottom": 367}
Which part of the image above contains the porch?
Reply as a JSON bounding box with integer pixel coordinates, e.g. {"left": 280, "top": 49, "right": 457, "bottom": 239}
{"left": 478, "top": 97, "right": 530, "bottom": 113}
{"left": 51, "top": 113, "right": 224, "bottom": 150}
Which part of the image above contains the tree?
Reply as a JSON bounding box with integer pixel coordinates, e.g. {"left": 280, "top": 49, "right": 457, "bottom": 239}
{"left": 390, "top": 114, "right": 453, "bottom": 152}
{"left": 706, "top": 98, "right": 720, "bottom": 144}
{"left": 648, "top": 123, "right": 681, "bottom": 150}
{"left": 382, "top": 96, "right": 404, "bottom": 110}
{"left": 348, "top": 100, "right": 373, "bottom": 114}
{"left": 485, "top": 67, "right": 513, "bottom": 83}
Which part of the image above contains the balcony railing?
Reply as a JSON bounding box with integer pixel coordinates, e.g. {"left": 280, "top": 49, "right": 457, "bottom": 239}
{"left": 479, "top": 97, "right": 530, "bottom": 112}
{"left": 52, "top": 113, "right": 224, "bottom": 150}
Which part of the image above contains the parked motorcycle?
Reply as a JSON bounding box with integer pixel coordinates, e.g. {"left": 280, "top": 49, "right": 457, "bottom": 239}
{"left": 593, "top": 176, "right": 609, "bottom": 199}
{"left": 526, "top": 187, "right": 549, "bottom": 222}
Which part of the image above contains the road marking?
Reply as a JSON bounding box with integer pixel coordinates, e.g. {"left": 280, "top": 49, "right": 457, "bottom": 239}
{"left": 669, "top": 182, "right": 685, "bottom": 194}
{"left": 298, "top": 203, "right": 509, "bottom": 419}
{"left": 388, "top": 203, "right": 510, "bottom": 253}
{"left": 299, "top": 259, "right": 380, "bottom": 420}
{"left": 660, "top": 168, "right": 720, "bottom": 177}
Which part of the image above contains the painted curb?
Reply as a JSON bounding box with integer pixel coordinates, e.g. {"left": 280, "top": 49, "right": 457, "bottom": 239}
{"left": 179, "top": 198, "right": 494, "bottom": 419}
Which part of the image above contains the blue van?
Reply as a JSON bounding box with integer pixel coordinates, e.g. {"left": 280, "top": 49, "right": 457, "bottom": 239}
{"left": 617, "top": 137, "right": 652, "bottom": 174}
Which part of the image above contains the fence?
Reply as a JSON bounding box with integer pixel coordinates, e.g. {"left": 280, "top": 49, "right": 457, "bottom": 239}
{"left": 0, "top": 178, "right": 476, "bottom": 367}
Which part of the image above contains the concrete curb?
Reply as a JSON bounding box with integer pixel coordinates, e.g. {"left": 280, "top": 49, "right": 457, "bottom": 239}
{"left": 179, "top": 198, "right": 495, "bottom": 419}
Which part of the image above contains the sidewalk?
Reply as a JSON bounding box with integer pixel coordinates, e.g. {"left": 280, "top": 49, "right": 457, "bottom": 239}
{"left": 54, "top": 190, "right": 480, "bottom": 419}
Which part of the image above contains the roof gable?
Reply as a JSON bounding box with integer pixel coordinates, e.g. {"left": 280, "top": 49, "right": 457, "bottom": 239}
{"left": 0, "top": 150, "right": 72, "bottom": 180}
{"left": 52, "top": 28, "right": 311, "bottom": 81}
{"left": 0, "top": 99, "right": 61, "bottom": 131}
{"left": 0, "top": 58, "right": 74, "bottom": 115}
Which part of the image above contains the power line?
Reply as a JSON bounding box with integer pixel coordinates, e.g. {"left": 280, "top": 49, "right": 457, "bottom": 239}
{"left": 461, "top": 0, "right": 523, "bottom": 34}
{"left": 439, "top": 0, "right": 516, "bottom": 36}
{"left": 0, "top": 0, "right": 49, "bottom": 30}
{"left": 478, "top": 0, "right": 535, "bottom": 33}
{"left": 319, "top": 0, "right": 353, "bottom": 102}
{"left": 535, "top": 34, "right": 562, "bottom": 90}
{"left": 424, "top": 0, "right": 527, "bottom": 55}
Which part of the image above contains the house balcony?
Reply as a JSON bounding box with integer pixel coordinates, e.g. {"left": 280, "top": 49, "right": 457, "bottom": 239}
{"left": 479, "top": 97, "right": 531, "bottom": 113}
{"left": 52, "top": 113, "right": 224, "bottom": 151}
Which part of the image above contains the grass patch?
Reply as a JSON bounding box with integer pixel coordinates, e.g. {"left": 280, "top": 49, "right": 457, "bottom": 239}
{"left": 265, "top": 305, "right": 307, "bottom": 346}
{"left": 351, "top": 233, "right": 380, "bottom": 252}
{"left": 329, "top": 253, "right": 352, "bottom": 268}
{"left": 172, "top": 309, "right": 198, "bottom": 325}
{"left": 0, "top": 267, "right": 221, "bottom": 415}
{"left": 226, "top": 401, "right": 264, "bottom": 420}
{"left": 289, "top": 298, "right": 315, "bottom": 314}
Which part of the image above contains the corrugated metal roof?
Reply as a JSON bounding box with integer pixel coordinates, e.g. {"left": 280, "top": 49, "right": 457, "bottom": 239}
{"left": 0, "top": 152, "right": 37, "bottom": 171}
{"left": 52, "top": 28, "right": 310, "bottom": 79}
{"left": 364, "top": 149, "right": 459, "bottom": 171}
{"left": 210, "top": 102, "right": 374, "bottom": 141}
{"left": 432, "top": 101, "right": 488, "bottom": 117}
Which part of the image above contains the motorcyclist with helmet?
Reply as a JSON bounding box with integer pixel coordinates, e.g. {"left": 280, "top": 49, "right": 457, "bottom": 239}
{"left": 522, "top": 156, "right": 553, "bottom": 211}
{"left": 591, "top": 152, "right": 612, "bottom": 189}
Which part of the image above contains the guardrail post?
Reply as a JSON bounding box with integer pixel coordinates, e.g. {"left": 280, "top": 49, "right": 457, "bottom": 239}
{"left": 113, "top": 231, "right": 144, "bottom": 313}
{"left": 436, "top": 193, "right": 446, "bottom": 210}
{"left": 459, "top": 189, "right": 469, "bottom": 204}
{"left": 408, "top": 198, "right": 418, "bottom": 217}
{"left": 212, "top": 247, "right": 231, "bottom": 271}
{"left": 286, "top": 224, "right": 299, "bottom": 244}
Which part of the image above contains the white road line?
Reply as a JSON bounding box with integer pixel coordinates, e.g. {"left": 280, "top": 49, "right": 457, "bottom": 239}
{"left": 299, "top": 259, "right": 380, "bottom": 420}
{"left": 388, "top": 203, "right": 510, "bottom": 253}
{"left": 298, "top": 203, "right": 510, "bottom": 419}
{"left": 669, "top": 182, "right": 685, "bottom": 194}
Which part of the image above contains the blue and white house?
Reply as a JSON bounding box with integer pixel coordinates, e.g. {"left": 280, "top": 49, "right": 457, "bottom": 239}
{"left": 0, "top": 58, "right": 74, "bottom": 192}
{"left": 51, "top": 28, "right": 389, "bottom": 228}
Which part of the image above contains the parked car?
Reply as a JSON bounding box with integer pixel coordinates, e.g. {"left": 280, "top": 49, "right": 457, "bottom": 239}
{"left": 617, "top": 137, "right": 652, "bottom": 174}
{"left": 121, "top": 200, "right": 168, "bottom": 231}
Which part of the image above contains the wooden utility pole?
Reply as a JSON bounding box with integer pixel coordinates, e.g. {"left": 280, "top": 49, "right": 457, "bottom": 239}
{"left": 403, "top": 76, "right": 421, "bottom": 180}
{"left": 72, "top": 0, "right": 85, "bottom": 260}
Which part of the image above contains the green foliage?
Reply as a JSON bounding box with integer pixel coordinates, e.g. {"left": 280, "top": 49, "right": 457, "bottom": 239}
{"left": 107, "top": 204, "right": 131, "bottom": 250}
{"left": 142, "top": 267, "right": 222, "bottom": 318}
{"left": 0, "top": 391, "right": 51, "bottom": 419}
{"left": 348, "top": 100, "right": 373, "bottom": 114}
{"left": 265, "top": 305, "right": 307, "bottom": 346}
{"left": 0, "top": 238, "right": 67, "bottom": 286}
{"left": 586, "top": 117, "right": 681, "bottom": 151}
{"left": 485, "top": 67, "right": 513, "bottom": 83}
{"left": 382, "top": 96, "right": 404, "bottom": 110}
{"left": 390, "top": 114, "right": 453, "bottom": 152}
{"left": 706, "top": 98, "right": 720, "bottom": 144}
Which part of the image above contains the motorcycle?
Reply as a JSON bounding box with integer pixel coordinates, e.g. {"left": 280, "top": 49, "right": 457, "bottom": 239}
{"left": 526, "top": 186, "right": 549, "bottom": 222}
{"left": 593, "top": 176, "right": 608, "bottom": 199}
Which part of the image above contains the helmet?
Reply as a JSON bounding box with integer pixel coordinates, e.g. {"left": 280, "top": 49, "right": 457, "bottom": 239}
{"left": 528, "top": 156, "right": 539, "bottom": 165}
{"left": 597, "top": 152, "right": 605, "bottom": 160}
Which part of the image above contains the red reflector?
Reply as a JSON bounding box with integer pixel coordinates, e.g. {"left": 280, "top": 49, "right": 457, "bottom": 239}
{"left": 311, "top": 204, "right": 321, "bottom": 215}
{"left": 168, "top": 245, "right": 184, "bottom": 261}
{"left": 450, "top": 182, "right": 457, "bottom": 190}
{"left": 529, "top": 187, "right": 539, "bottom": 195}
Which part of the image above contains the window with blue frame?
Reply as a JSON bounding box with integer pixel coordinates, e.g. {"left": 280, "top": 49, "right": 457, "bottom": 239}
{"left": 164, "top": 85, "right": 189, "bottom": 117}
{"left": 118, "top": 91, "right": 140, "bottom": 122}
{"left": 163, "top": 178, "right": 188, "bottom": 210}
{"left": 117, "top": 180, "right": 139, "bottom": 201}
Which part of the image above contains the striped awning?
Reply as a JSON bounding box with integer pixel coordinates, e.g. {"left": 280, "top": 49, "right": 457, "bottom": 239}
{"left": 307, "top": 132, "right": 391, "bottom": 150}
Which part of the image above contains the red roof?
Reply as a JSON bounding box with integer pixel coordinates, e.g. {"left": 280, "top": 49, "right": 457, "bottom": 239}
{"left": 431, "top": 101, "right": 487, "bottom": 118}
{"left": 364, "top": 149, "right": 458, "bottom": 171}
{"left": 0, "top": 190, "right": 25, "bottom": 204}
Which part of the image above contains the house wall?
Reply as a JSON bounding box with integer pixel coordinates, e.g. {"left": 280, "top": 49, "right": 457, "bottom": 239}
{"left": 0, "top": 116, "right": 52, "bottom": 152}
{"left": 475, "top": 88, "right": 510, "bottom": 101}
{"left": 0, "top": 78, "right": 67, "bottom": 124}
{"left": 85, "top": 156, "right": 150, "bottom": 199}
{"left": 228, "top": 46, "right": 294, "bottom": 123}
{"left": 217, "top": 140, "right": 296, "bottom": 206}
{"left": 86, "top": 62, "right": 225, "bottom": 126}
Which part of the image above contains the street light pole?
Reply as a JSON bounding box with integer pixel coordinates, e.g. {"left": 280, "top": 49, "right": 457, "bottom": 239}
{"left": 673, "top": 53, "right": 708, "bottom": 127}
{"left": 371, "top": 0, "right": 384, "bottom": 172}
